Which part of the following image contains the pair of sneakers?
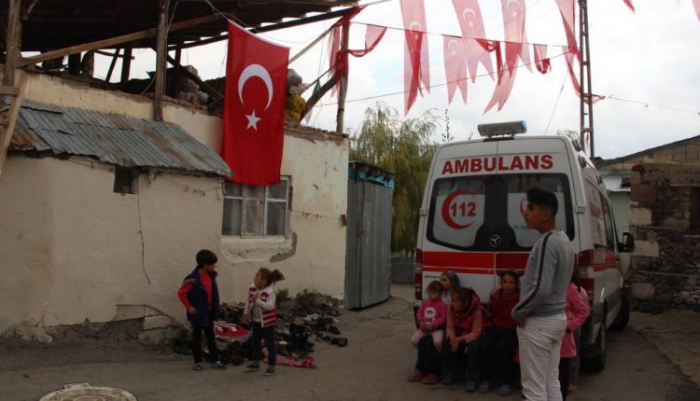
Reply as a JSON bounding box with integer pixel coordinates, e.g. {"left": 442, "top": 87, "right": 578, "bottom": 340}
{"left": 247, "top": 361, "right": 275, "bottom": 376}
{"left": 474, "top": 380, "right": 513, "bottom": 396}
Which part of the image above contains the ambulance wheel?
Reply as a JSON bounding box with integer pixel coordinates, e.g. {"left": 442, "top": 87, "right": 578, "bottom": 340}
{"left": 610, "top": 293, "right": 630, "bottom": 331}
{"left": 584, "top": 312, "right": 607, "bottom": 373}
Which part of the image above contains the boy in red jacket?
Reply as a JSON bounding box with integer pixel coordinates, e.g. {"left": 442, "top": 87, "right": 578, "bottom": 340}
{"left": 177, "top": 249, "right": 226, "bottom": 371}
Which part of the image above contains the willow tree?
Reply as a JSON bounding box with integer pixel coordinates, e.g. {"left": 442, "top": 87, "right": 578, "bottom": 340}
{"left": 350, "top": 102, "right": 440, "bottom": 254}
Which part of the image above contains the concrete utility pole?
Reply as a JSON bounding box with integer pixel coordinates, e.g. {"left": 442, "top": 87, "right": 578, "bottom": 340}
{"left": 579, "top": 0, "right": 595, "bottom": 157}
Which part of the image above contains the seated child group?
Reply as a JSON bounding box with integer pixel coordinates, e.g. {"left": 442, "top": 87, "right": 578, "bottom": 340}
{"left": 409, "top": 270, "right": 588, "bottom": 398}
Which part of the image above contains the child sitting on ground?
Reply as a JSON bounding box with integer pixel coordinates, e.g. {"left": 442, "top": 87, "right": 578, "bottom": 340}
{"left": 478, "top": 270, "right": 521, "bottom": 397}
{"left": 439, "top": 271, "right": 461, "bottom": 305}
{"left": 443, "top": 287, "right": 484, "bottom": 392}
{"left": 411, "top": 280, "right": 448, "bottom": 349}
{"left": 408, "top": 280, "right": 448, "bottom": 383}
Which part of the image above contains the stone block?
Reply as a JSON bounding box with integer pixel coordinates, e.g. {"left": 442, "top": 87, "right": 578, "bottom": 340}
{"left": 143, "top": 315, "right": 175, "bottom": 331}
{"left": 662, "top": 217, "right": 689, "bottom": 230}
{"left": 629, "top": 208, "right": 652, "bottom": 226}
{"left": 631, "top": 185, "right": 657, "bottom": 203}
{"left": 114, "top": 305, "right": 162, "bottom": 321}
{"left": 631, "top": 282, "right": 655, "bottom": 301}
{"left": 15, "top": 326, "right": 54, "bottom": 344}
{"left": 634, "top": 240, "right": 660, "bottom": 258}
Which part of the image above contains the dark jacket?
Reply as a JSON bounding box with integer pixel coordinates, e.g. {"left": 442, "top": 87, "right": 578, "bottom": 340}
{"left": 182, "top": 267, "right": 220, "bottom": 326}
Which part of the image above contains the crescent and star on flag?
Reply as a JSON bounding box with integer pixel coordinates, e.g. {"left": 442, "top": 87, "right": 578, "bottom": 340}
{"left": 237, "top": 63, "right": 274, "bottom": 131}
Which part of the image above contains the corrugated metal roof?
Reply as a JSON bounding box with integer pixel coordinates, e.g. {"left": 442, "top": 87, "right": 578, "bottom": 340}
{"left": 11, "top": 100, "right": 231, "bottom": 177}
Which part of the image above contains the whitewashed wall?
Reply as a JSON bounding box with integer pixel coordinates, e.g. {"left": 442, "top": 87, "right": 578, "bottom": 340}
{"left": 0, "top": 157, "right": 222, "bottom": 333}
{"left": 0, "top": 72, "right": 348, "bottom": 334}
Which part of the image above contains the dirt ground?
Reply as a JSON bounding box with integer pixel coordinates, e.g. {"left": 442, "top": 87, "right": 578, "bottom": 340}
{"left": 2, "top": 284, "right": 699, "bottom": 401}
{"left": 628, "top": 308, "right": 700, "bottom": 386}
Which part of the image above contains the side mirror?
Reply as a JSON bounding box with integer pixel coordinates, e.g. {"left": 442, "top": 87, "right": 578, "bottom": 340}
{"left": 618, "top": 232, "right": 635, "bottom": 253}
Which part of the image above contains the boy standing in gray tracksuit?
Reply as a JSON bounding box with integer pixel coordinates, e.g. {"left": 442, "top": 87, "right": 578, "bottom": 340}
{"left": 512, "top": 188, "right": 574, "bottom": 401}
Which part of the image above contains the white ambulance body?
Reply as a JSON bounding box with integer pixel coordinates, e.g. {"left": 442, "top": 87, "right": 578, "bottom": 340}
{"left": 415, "top": 124, "right": 634, "bottom": 372}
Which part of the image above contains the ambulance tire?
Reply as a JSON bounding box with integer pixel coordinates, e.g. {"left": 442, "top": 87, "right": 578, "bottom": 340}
{"left": 610, "top": 293, "right": 630, "bottom": 331}
{"left": 584, "top": 311, "right": 607, "bottom": 373}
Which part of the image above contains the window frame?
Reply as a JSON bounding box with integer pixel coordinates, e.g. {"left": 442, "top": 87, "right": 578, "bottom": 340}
{"left": 222, "top": 176, "right": 291, "bottom": 238}
{"left": 426, "top": 173, "right": 574, "bottom": 252}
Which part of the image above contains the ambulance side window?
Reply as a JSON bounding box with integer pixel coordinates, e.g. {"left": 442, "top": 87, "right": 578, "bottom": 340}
{"left": 586, "top": 182, "right": 612, "bottom": 249}
{"left": 602, "top": 196, "right": 615, "bottom": 248}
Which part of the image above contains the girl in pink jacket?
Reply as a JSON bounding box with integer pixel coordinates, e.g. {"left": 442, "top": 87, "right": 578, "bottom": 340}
{"left": 558, "top": 274, "right": 590, "bottom": 400}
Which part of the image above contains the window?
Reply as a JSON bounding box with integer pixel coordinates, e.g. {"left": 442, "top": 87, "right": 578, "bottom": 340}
{"left": 113, "top": 167, "right": 138, "bottom": 194}
{"left": 427, "top": 173, "right": 573, "bottom": 251}
{"left": 222, "top": 177, "right": 290, "bottom": 237}
{"left": 585, "top": 181, "right": 613, "bottom": 249}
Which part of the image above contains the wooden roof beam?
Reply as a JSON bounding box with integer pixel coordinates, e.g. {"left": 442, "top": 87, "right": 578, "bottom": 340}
{"left": 17, "top": 14, "right": 221, "bottom": 67}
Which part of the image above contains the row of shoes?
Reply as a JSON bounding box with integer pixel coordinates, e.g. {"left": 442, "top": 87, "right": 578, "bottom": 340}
{"left": 408, "top": 371, "right": 513, "bottom": 397}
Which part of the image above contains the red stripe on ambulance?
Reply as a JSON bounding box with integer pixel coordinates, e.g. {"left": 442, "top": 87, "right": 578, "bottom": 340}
{"left": 422, "top": 251, "right": 530, "bottom": 273}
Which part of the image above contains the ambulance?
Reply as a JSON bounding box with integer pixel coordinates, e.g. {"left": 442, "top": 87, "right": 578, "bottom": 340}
{"left": 414, "top": 121, "right": 634, "bottom": 372}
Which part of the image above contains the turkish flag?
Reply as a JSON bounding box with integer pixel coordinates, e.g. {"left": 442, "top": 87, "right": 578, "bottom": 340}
{"left": 501, "top": 0, "right": 530, "bottom": 73}
{"left": 694, "top": 0, "right": 700, "bottom": 21}
{"left": 400, "top": 0, "right": 430, "bottom": 114}
{"left": 623, "top": 0, "right": 635, "bottom": 13}
{"left": 452, "top": 0, "right": 494, "bottom": 82}
{"left": 222, "top": 22, "right": 289, "bottom": 185}
{"left": 555, "top": 0, "right": 579, "bottom": 62}
{"left": 533, "top": 44, "right": 550, "bottom": 74}
{"left": 443, "top": 35, "right": 468, "bottom": 104}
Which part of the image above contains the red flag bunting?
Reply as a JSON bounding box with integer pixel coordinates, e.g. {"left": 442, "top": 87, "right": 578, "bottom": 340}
{"left": 221, "top": 22, "right": 289, "bottom": 185}
{"left": 329, "top": 26, "right": 341, "bottom": 96}
{"left": 694, "top": 0, "right": 700, "bottom": 21}
{"left": 501, "top": 0, "right": 531, "bottom": 73}
{"left": 348, "top": 24, "right": 387, "bottom": 57}
{"left": 330, "top": 23, "right": 386, "bottom": 97}
{"left": 533, "top": 44, "right": 550, "bottom": 74}
{"left": 452, "top": 0, "right": 495, "bottom": 82}
{"left": 443, "top": 35, "right": 468, "bottom": 104}
{"left": 563, "top": 47, "right": 605, "bottom": 104}
{"left": 623, "top": 0, "right": 635, "bottom": 13}
{"left": 400, "top": 0, "right": 430, "bottom": 114}
{"left": 555, "top": 0, "right": 579, "bottom": 62}
{"left": 329, "top": 7, "right": 365, "bottom": 96}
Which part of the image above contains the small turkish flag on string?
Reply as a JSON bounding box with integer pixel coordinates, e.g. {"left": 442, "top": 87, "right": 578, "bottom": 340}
{"left": 623, "top": 0, "right": 635, "bottom": 13}
{"left": 221, "top": 22, "right": 289, "bottom": 185}
{"left": 555, "top": 0, "right": 578, "bottom": 61}
{"left": 452, "top": 0, "right": 494, "bottom": 83}
{"left": 501, "top": 0, "right": 531, "bottom": 73}
{"left": 533, "top": 44, "right": 550, "bottom": 74}
{"left": 443, "top": 35, "right": 468, "bottom": 104}
{"left": 400, "top": 0, "right": 430, "bottom": 114}
{"left": 693, "top": 0, "right": 700, "bottom": 21}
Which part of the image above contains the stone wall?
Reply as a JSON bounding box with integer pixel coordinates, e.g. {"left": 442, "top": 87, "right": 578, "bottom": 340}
{"left": 628, "top": 163, "right": 700, "bottom": 313}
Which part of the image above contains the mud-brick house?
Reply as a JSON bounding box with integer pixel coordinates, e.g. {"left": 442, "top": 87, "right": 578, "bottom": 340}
{"left": 0, "top": 0, "right": 359, "bottom": 340}
{"left": 597, "top": 135, "right": 700, "bottom": 312}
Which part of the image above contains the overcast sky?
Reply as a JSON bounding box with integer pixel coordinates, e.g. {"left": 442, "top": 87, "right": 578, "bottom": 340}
{"left": 96, "top": 0, "right": 700, "bottom": 160}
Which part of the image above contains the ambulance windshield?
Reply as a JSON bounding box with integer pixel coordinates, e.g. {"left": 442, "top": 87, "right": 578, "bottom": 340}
{"left": 427, "top": 173, "right": 574, "bottom": 251}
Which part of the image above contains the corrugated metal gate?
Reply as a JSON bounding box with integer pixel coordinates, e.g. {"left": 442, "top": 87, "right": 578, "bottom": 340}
{"left": 345, "top": 180, "right": 393, "bottom": 309}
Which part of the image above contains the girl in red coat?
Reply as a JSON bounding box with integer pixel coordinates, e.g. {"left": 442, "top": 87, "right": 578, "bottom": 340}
{"left": 559, "top": 271, "right": 590, "bottom": 400}
{"left": 244, "top": 267, "right": 285, "bottom": 376}
{"left": 478, "top": 270, "right": 521, "bottom": 396}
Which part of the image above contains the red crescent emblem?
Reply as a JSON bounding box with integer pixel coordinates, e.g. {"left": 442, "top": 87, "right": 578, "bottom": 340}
{"left": 519, "top": 196, "right": 527, "bottom": 217}
{"left": 442, "top": 189, "right": 475, "bottom": 229}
